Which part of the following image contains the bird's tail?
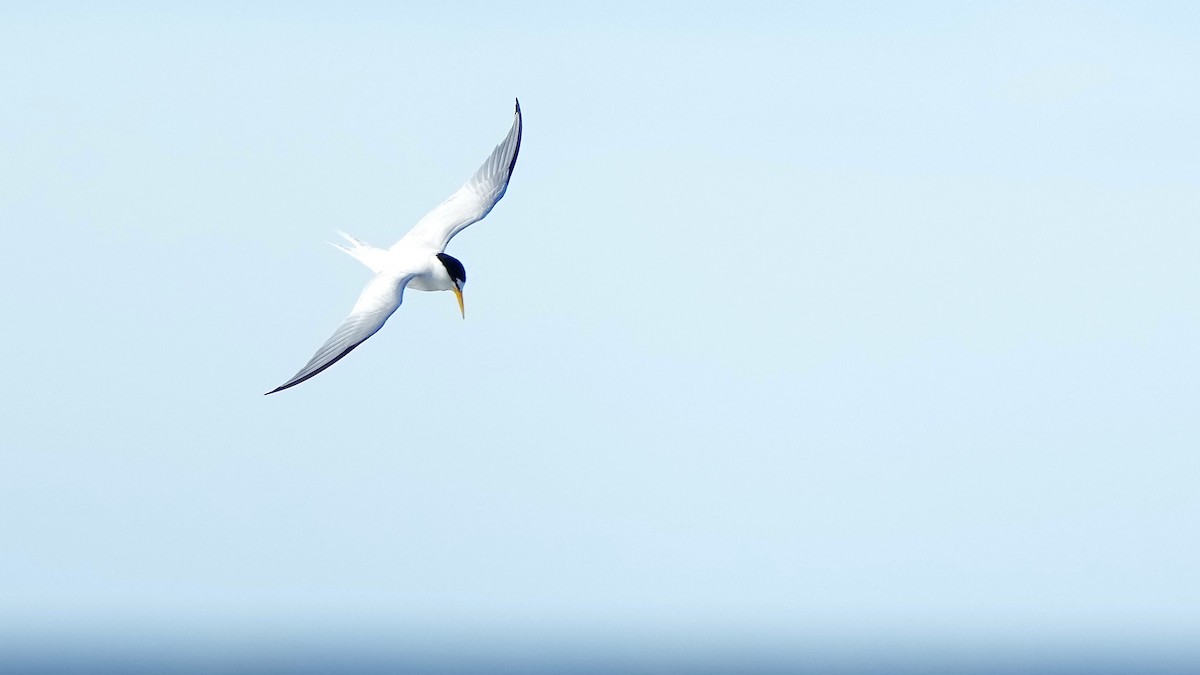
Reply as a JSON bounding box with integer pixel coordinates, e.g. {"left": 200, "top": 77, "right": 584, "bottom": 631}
{"left": 328, "top": 230, "right": 389, "bottom": 272}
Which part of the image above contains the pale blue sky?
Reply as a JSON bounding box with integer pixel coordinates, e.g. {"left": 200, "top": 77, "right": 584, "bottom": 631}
{"left": 1, "top": 1, "right": 1197, "bottom": 667}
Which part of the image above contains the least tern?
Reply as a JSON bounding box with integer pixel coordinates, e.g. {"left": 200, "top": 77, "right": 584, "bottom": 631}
{"left": 267, "top": 99, "right": 522, "bottom": 395}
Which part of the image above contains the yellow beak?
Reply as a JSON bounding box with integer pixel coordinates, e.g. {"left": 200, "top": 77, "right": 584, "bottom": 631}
{"left": 452, "top": 286, "right": 465, "bottom": 319}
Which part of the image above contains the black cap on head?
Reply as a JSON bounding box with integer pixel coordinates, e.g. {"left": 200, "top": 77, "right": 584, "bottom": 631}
{"left": 436, "top": 253, "right": 466, "bottom": 286}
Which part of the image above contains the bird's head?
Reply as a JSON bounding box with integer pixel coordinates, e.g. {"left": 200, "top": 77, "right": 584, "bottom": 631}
{"left": 436, "top": 252, "right": 467, "bottom": 319}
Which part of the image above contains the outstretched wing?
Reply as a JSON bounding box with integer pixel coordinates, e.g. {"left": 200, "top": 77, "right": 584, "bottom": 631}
{"left": 266, "top": 274, "right": 414, "bottom": 394}
{"left": 394, "top": 99, "right": 522, "bottom": 252}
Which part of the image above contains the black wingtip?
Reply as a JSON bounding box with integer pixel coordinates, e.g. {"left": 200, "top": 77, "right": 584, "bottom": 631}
{"left": 264, "top": 376, "right": 304, "bottom": 396}
{"left": 507, "top": 99, "right": 522, "bottom": 179}
{"left": 263, "top": 342, "right": 366, "bottom": 397}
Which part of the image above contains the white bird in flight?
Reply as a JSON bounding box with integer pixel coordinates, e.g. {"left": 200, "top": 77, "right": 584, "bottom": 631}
{"left": 267, "top": 99, "right": 523, "bottom": 394}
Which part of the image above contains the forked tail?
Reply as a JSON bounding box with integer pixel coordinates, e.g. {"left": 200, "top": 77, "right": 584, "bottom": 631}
{"left": 328, "top": 230, "right": 389, "bottom": 272}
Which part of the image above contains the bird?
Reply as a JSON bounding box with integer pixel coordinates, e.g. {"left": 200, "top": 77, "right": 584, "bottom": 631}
{"left": 266, "top": 99, "right": 522, "bottom": 395}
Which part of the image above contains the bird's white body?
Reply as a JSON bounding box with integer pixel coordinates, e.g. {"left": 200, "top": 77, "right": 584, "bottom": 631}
{"left": 267, "top": 100, "right": 523, "bottom": 394}
{"left": 334, "top": 236, "right": 453, "bottom": 291}
{"left": 405, "top": 253, "right": 458, "bottom": 291}
{"left": 329, "top": 235, "right": 439, "bottom": 285}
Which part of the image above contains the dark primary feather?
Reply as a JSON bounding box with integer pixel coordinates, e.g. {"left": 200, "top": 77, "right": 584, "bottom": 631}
{"left": 266, "top": 275, "right": 412, "bottom": 395}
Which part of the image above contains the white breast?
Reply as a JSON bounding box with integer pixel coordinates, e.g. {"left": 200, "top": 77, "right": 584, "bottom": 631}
{"left": 391, "top": 248, "right": 453, "bottom": 292}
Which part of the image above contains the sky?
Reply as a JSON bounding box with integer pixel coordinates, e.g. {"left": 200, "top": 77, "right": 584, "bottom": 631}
{"left": 1, "top": 1, "right": 1198, "bottom": 671}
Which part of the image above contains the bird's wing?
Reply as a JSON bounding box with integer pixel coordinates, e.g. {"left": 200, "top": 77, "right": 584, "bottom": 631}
{"left": 393, "top": 99, "right": 522, "bottom": 253}
{"left": 266, "top": 273, "right": 414, "bottom": 394}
